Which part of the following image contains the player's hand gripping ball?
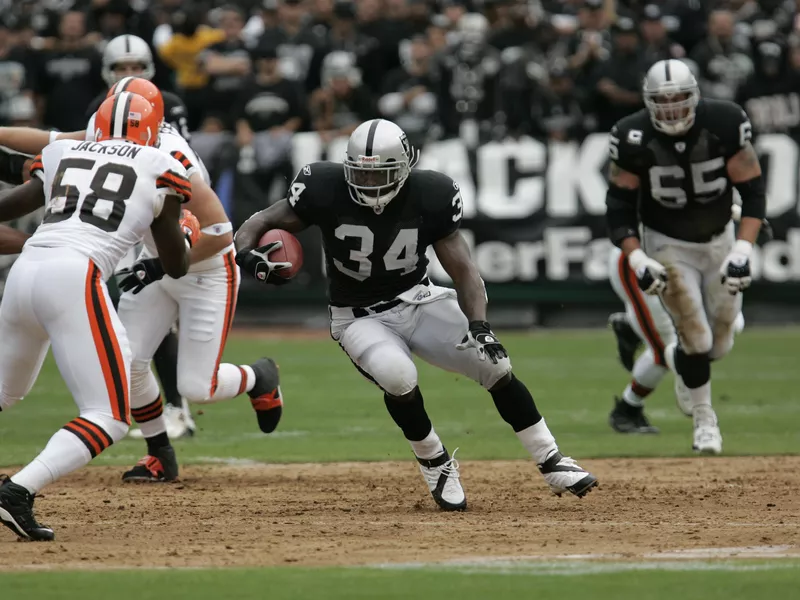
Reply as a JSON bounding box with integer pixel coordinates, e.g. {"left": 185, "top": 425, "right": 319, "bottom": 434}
{"left": 179, "top": 209, "right": 200, "bottom": 248}
{"left": 235, "top": 229, "right": 304, "bottom": 285}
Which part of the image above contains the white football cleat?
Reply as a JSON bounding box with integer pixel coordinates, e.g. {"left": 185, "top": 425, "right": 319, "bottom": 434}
{"left": 416, "top": 448, "right": 466, "bottom": 511}
{"left": 693, "top": 405, "right": 722, "bottom": 455}
{"left": 538, "top": 451, "right": 598, "bottom": 498}
{"left": 164, "top": 399, "right": 196, "bottom": 439}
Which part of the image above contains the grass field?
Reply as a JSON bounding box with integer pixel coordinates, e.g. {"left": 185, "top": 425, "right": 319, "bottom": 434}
{"left": 1, "top": 327, "right": 799, "bottom": 597}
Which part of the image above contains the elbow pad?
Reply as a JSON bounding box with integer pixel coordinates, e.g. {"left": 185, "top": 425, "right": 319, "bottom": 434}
{"left": 605, "top": 183, "right": 640, "bottom": 247}
{"left": 0, "top": 148, "right": 31, "bottom": 186}
{"left": 734, "top": 175, "right": 766, "bottom": 220}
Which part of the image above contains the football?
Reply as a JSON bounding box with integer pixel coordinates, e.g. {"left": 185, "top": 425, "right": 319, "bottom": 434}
{"left": 257, "top": 229, "right": 304, "bottom": 279}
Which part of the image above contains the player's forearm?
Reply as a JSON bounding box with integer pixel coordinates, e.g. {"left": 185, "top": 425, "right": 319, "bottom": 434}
{"left": 0, "top": 127, "right": 52, "bottom": 155}
{"left": 0, "top": 179, "right": 45, "bottom": 221}
{"left": 452, "top": 268, "right": 488, "bottom": 322}
{"left": 189, "top": 232, "right": 233, "bottom": 263}
{"left": 235, "top": 200, "right": 308, "bottom": 251}
{"left": 0, "top": 225, "right": 30, "bottom": 255}
{"left": 737, "top": 216, "right": 762, "bottom": 245}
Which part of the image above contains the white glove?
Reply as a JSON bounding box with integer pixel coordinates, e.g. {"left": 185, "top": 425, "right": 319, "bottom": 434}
{"left": 627, "top": 249, "right": 668, "bottom": 295}
{"left": 720, "top": 239, "right": 753, "bottom": 295}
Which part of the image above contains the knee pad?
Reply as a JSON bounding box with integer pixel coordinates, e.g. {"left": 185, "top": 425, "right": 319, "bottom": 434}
{"left": 80, "top": 410, "right": 129, "bottom": 445}
{"left": 674, "top": 347, "right": 710, "bottom": 389}
{"left": 479, "top": 357, "right": 512, "bottom": 390}
{"left": 360, "top": 343, "right": 417, "bottom": 397}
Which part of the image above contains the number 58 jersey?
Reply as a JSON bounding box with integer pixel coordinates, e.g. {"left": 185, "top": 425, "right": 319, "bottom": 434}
{"left": 26, "top": 139, "right": 192, "bottom": 278}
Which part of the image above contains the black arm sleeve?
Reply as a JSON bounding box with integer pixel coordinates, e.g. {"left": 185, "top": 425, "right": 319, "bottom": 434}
{"left": 0, "top": 148, "right": 30, "bottom": 185}
{"left": 735, "top": 176, "right": 767, "bottom": 220}
{"left": 606, "top": 183, "right": 640, "bottom": 247}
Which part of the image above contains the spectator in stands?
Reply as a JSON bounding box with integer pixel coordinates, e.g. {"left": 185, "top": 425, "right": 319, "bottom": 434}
{"left": 689, "top": 7, "right": 754, "bottom": 101}
{"left": 426, "top": 14, "right": 450, "bottom": 54}
{"left": 432, "top": 13, "right": 502, "bottom": 144}
{"left": 593, "top": 16, "right": 646, "bottom": 133}
{"left": 34, "top": 10, "right": 104, "bottom": 131}
{"left": 639, "top": 3, "right": 684, "bottom": 66}
{"left": 311, "top": 0, "right": 336, "bottom": 32}
{"left": 309, "top": 50, "right": 375, "bottom": 143}
{"left": 259, "top": 0, "right": 328, "bottom": 91}
{"left": 0, "top": 19, "right": 33, "bottom": 127}
{"left": 201, "top": 5, "right": 252, "bottom": 131}
{"left": 325, "top": 2, "right": 383, "bottom": 92}
{"left": 235, "top": 43, "right": 305, "bottom": 206}
{"left": 378, "top": 34, "right": 437, "bottom": 148}
{"left": 532, "top": 60, "right": 594, "bottom": 141}
{"left": 403, "top": 0, "right": 432, "bottom": 38}
{"left": 490, "top": 0, "right": 558, "bottom": 53}
{"left": 158, "top": 8, "right": 226, "bottom": 130}
{"left": 737, "top": 37, "right": 800, "bottom": 136}
{"left": 566, "top": 0, "right": 610, "bottom": 86}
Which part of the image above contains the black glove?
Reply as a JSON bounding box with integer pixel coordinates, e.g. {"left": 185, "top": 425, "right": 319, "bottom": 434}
{"left": 456, "top": 320, "right": 508, "bottom": 364}
{"left": 757, "top": 218, "right": 773, "bottom": 246}
{"left": 117, "top": 258, "right": 166, "bottom": 294}
{"left": 235, "top": 241, "right": 292, "bottom": 286}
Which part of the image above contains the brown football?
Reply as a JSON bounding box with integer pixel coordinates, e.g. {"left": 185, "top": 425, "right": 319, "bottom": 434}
{"left": 257, "top": 229, "right": 304, "bottom": 279}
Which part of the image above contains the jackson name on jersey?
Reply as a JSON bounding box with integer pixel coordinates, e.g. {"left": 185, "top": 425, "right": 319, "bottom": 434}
{"left": 287, "top": 161, "right": 464, "bottom": 307}
{"left": 26, "top": 139, "right": 191, "bottom": 278}
{"left": 609, "top": 98, "right": 752, "bottom": 243}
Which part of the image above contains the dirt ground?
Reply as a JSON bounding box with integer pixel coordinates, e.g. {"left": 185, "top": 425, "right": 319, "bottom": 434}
{"left": 1, "top": 457, "right": 799, "bottom": 570}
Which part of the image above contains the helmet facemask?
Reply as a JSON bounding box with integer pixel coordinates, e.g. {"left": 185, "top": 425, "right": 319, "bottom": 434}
{"left": 644, "top": 87, "right": 699, "bottom": 136}
{"left": 344, "top": 155, "right": 411, "bottom": 212}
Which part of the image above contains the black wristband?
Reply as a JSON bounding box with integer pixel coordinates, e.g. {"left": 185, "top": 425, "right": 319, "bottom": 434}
{"left": 469, "top": 320, "right": 491, "bottom": 331}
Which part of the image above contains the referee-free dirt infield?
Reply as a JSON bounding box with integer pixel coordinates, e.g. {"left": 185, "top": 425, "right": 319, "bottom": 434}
{"left": 1, "top": 328, "right": 799, "bottom": 597}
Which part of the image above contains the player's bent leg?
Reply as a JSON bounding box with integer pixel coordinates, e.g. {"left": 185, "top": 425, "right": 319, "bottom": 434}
{"left": 610, "top": 349, "right": 666, "bottom": 435}
{"left": 118, "top": 283, "right": 181, "bottom": 479}
{"left": 153, "top": 329, "right": 194, "bottom": 439}
{"left": 608, "top": 247, "right": 643, "bottom": 371}
{"left": 409, "top": 299, "right": 597, "bottom": 498}
{"left": 165, "top": 258, "right": 282, "bottom": 433}
{"left": 339, "top": 315, "right": 465, "bottom": 511}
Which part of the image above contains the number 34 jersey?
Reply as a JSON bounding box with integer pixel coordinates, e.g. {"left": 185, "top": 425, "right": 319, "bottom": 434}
{"left": 287, "top": 161, "right": 464, "bottom": 307}
{"left": 26, "top": 139, "right": 191, "bottom": 278}
{"left": 610, "top": 98, "right": 752, "bottom": 243}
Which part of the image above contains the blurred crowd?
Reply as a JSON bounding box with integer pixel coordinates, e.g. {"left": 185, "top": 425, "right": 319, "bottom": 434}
{"left": 1, "top": 0, "right": 800, "bottom": 195}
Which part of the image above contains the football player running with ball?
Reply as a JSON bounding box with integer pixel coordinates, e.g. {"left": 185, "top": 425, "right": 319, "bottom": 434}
{"left": 235, "top": 118, "right": 598, "bottom": 511}
{"left": 605, "top": 59, "right": 765, "bottom": 454}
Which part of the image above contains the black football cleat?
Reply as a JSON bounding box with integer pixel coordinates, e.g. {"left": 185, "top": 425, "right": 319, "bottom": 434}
{"left": 0, "top": 476, "right": 55, "bottom": 541}
{"left": 248, "top": 357, "right": 283, "bottom": 433}
{"left": 122, "top": 445, "right": 179, "bottom": 482}
{"left": 609, "top": 396, "right": 659, "bottom": 434}
{"left": 608, "top": 312, "right": 642, "bottom": 372}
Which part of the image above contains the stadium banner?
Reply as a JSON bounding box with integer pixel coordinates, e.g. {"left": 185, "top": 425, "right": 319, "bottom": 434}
{"left": 278, "top": 131, "right": 800, "bottom": 304}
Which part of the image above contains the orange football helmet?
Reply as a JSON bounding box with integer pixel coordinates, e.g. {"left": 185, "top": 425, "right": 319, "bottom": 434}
{"left": 95, "top": 92, "right": 160, "bottom": 146}
{"left": 107, "top": 76, "right": 164, "bottom": 125}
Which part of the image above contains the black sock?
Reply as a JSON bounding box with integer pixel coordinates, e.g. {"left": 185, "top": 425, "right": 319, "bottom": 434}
{"left": 490, "top": 374, "right": 542, "bottom": 433}
{"left": 383, "top": 387, "right": 433, "bottom": 442}
{"left": 146, "top": 432, "right": 170, "bottom": 455}
{"left": 153, "top": 331, "right": 181, "bottom": 409}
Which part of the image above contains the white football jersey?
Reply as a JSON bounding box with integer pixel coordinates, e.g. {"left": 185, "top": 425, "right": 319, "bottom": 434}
{"left": 27, "top": 139, "right": 191, "bottom": 278}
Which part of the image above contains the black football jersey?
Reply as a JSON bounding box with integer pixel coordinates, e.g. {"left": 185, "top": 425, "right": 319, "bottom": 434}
{"left": 86, "top": 90, "right": 191, "bottom": 141}
{"left": 287, "top": 162, "right": 463, "bottom": 307}
{"left": 610, "top": 98, "right": 752, "bottom": 242}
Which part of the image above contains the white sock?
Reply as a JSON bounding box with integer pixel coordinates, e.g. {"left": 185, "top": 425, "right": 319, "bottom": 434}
{"left": 195, "top": 364, "right": 255, "bottom": 404}
{"left": 516, "top": 418, "right": 557, "bottom": 465}
{"left": 689, "top": 381, "right": 712, "bottom": 408}
{"left": 622, "top": 384, "right": 646, "bottom": 407}
{"left": 409, "top": 429, "right": 444, "bottom": 460}
{"left": 12, "top": 429, "right": 92, "bottom": 494}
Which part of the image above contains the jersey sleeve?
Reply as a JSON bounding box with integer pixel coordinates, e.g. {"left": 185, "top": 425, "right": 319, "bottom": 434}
{"left": 715, "top": 102, "right": 753, "bottom": 159}
{"left": 608, "top": 122, "right": 642, "bottom": 174}
{"left": 426, "top": 172, "right": 463, "bottom": 242}
{"left": 33, "top": 140, "right": 70, "bottom": 185}
{"left": 285, "top": 163, "right": 320, "bottom": 225}
{"left": 155, "top": 156, "right": 192, "bottom": 204}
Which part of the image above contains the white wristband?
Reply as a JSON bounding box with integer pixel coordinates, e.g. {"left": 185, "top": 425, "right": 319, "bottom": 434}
{"left": 733, "top": 239, "right": 753, "bottom": 258}
{"left": 49, "top": 130, "right": 59, "bottom": 144}
{"left": 200, "top": 222, "right": 233, "bottom": 236}
{"left": 627, "top": 248, "right": 648, "bottom": 272}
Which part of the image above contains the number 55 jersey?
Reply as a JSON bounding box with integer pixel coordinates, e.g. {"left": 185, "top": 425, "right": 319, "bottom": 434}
{"left": 610, "top": 98, "right": 751, "bottom": 243}
{"left": 26, "top": 139, "right": 191, "bottom": 278}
